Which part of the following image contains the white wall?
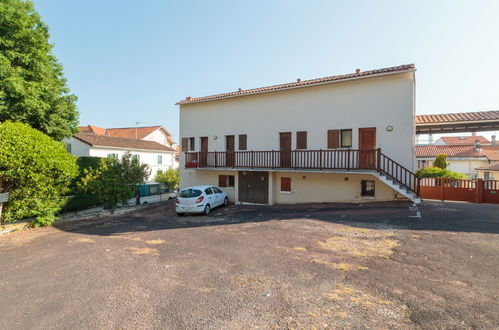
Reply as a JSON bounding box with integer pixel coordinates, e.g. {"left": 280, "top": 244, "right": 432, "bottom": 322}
{"left": 417, "top": 157, "right": 489, "bottom": 178}
{"left": 143, "top": 129, "right": 169, "bottom": 147}
{"left": 63, "top": 137, "right": 91, "bottom": 157}
{"left": 179, "top": 71, "right": 415, "bottom": 171}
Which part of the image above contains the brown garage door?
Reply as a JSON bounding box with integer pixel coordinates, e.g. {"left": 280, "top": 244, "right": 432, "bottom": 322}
{"left": 238, "top": 171, "right": 269, "bottom": 204}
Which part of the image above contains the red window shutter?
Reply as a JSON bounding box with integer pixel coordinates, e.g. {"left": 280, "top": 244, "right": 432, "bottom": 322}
{"left": 281, "top": 177, "right": 291, "bottom": 192}
{"left": 328, "top": 130, "right": 340, "bottom": 149}
{"left": 297, "top": 131, "right": 307, "bottom": 149}
{"left": 181, "top": 138, "right": 188, "bottom": 152}
{"left": 219, "top": 175, "right": 227, "bottom": 187}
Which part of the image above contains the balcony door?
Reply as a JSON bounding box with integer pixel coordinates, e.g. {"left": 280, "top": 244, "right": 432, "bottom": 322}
{"left": 226, "top": 135, "right": 235, "bottom": 167}
{"left": 200, "top": 136, "right": 208, "bottom": 167}
{"left": 280, "top": 132, "right": 292, "bottom": 168}
{"left": 359, "top": 127, "right": 376, "bottom": 169}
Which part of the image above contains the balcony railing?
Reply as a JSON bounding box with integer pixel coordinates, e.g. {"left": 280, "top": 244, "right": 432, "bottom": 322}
{"left": 185, "top": 149, "right": 419, "bottom": 196}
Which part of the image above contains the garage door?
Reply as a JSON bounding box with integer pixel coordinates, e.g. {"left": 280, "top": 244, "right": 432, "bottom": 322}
{"left": 238, "top": 171, "right": 268, "bottom": 204}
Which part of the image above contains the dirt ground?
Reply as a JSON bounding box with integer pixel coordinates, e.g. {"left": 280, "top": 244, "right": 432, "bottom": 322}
{"left": 0, "top": 200, "right": 498, "bottom": 329}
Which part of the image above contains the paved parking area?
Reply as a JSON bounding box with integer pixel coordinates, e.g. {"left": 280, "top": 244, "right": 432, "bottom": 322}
{"left": 0, "top": 200, "right": 498, "bottom": 329}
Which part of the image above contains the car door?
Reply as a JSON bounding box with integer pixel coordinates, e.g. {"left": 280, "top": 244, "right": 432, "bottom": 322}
{"left": 204, "top": 187, "right": 215, "bottom": 205}
{"left": 212, "top": 187, "right": 223, "bottom": 206}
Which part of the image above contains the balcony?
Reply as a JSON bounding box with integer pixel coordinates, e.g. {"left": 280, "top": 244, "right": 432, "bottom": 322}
{"left": 184, "top": 149, "right": 419, "bottom": 196}
{"left": 185, "top": 149, "right": 381, "bottom": 170}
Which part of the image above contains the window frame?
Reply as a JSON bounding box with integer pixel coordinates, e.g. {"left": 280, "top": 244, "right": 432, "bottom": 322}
{"left": 340, "top": 129, "right": 353, "bottom": 148}
{"left": 219, "top": 175, "right": 235, "bottom": 188}
{"left": 238, "top": 134, "right": 247, "bottom": 151}
{"left": 361, "top": 180, "right": 375, "bottom": 197}
{"left": 189, "top": 137, "right": 195, "bottom": 151}
{"left": 157, "top": 155, "right": 162, "bottom": 165}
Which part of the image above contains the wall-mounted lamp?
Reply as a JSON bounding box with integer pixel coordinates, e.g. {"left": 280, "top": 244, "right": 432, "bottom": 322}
{"left": 213, "top": 135, "right": 218, "bottom": 140}
{"left": 386, "top": 125, "right": 394, "bottom": 132}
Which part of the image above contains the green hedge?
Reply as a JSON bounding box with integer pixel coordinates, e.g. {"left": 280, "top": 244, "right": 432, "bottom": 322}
{"left": 61, "top": 194, "right": 102, "bottom": 213}
{"left": 415, "top": 166, "right": 467, "bottom": 179}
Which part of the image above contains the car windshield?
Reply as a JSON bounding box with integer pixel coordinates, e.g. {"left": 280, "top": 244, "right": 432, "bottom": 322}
{"left": 179, "top": 189, "right": 202, "bottom": 198}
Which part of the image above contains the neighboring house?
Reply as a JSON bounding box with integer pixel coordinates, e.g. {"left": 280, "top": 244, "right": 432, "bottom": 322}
{"left": 79, "top": 125, "right": 179, "bottom": 168}
{"left": 416, "top": 144, "right": 499, "bottom": 178}
{"left": 64, "top": 133, "right": 177, "bottom": 181}
{"left": 434, "top": 136, "right": 490, "bottom": 145}
{"left": 476, "top": 163, "right": 499, "bottom": 180}
{"left": 177, "top": 64, "right": 420, "bottom": 204}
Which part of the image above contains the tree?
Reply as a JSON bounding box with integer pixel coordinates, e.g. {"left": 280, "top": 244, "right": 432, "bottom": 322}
{"left": 434, "top": 154, "right": 448, "bottom": 169}
{"left": 0, "top": 0, "right": 78, "bottom": 140}
{"left": 78, "top": 152, "right": 150, "bottom": 212}
{"left": 0, "top": 121, "right": 78, "bottom": 226}
{"left": 155, "top": 168, "right": 179, "bottom": 190}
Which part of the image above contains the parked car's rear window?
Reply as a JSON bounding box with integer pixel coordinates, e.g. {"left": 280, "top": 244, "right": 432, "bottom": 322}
{"left": 179, "top": 189, "right": 202, "bottom": 198}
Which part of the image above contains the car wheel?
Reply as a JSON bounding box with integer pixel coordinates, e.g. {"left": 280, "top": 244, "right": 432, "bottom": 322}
{"left": 223, "top": 197, "right": 228, "bottom": 207}
{"left": 176, "top": 212, "right": 185, "bottom": 216}
{"left": 203, "top": 204, "right": 210, "bottom": 216}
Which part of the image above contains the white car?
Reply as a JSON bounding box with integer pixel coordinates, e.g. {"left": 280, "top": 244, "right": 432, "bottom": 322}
{"left": 176, "top": 185, "right": 228, "bottom": 216}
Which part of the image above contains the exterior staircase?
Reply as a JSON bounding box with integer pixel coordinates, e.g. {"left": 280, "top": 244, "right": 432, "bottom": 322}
{"left": 375, "top": 172, "right": 421, "bottom": 204}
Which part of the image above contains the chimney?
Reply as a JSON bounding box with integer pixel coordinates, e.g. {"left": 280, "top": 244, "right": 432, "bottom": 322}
{"left": 355, "top": 68, "right": 361, "bottom": 74}
{"left": 471, "top": 131, "right": 476, "bottom": 136}
{"left": 186, "top": 96, "right": 192, "bottom": 101}
{"left": 475, "top": 139, "right": 482, "bottom": 152}
{"left": 238, "top": 88, "right": 242, "bottom": 92}
{"left": 297, "top": 78, "right": 301, "bottom": 83}
{"left": 492, "top": 135, "right": 497, "bottom": 145}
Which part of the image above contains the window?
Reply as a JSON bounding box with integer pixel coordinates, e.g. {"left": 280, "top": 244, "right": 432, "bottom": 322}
{"left": 212, "top": 187, "right": 223, "bottom": 194}
{"left": 239, "top": 134, "right": 247, "bottom": 150}
{"left": 328, "top": 130, "right": 340, "bottom": 149}
{"left": 219, "top": 175, "right": 235, "bottom": 187}
{"left": 65, "top": 143, "right": 72, "bottom": 153}
{"left": 157, "top": 155, "right": 162, "bottom": 165}
{"left": 179, "top": 189, "right": 202, "bottom": 198}
{"left": 296, "top": 131, "right": 307, "bottom": 149}
{"left": 181, "top": 138, "right": 188, "bottom": 152}
{"left": 281, "top": 177, "right": 291, "bottom": 192}
{"left": 205, "top": 188, "right": 213, "bottom": 195}
{"left": 107, "top": 153, "right": 118, "bottom": 159}
{"left": 341, "top": 129, "right": 352, "bottom": 148}
{"left": 361, "top": 180, "right": 375, "bottom": 197}
{"left": 189, "top": 137, "right": 195, "bottom": 151}
{"left": 132, "top": 154, "right": 140, "bottom": 162}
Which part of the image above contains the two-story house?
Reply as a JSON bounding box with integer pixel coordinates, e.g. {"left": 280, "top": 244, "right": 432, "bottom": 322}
{"left": 177, "top": 64, "right": 420, "bottom": 204}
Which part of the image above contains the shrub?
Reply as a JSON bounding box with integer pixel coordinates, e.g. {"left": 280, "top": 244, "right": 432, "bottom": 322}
{"left": 434, "top": 154, "right": 448, "bottom": 169}
{"left": 415, "top": 166, "right": 467, "bottom": 179}
{"left": 0, "top": 121, "right": 78, "bottom": 226}
{"left": 155, "top": 168, "right": 179, "bottom": 190}
{"left": 78, "top": 152, "right": 149, "bottom": 213}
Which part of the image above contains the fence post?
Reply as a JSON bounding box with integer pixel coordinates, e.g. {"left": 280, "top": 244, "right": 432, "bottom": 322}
{"left": 440, "top": 178, "right": 445, "bottom": 201}
{"left": 476, "top": 178, "right": 484, "bottom": 203}
{"left": 215, "top": 151, "right": 218, "bottom": 168}
{"left": 376, "top": 148, "right": 381, "bottom": 171}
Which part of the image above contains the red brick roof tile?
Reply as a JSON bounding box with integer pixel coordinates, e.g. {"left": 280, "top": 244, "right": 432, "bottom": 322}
{"left": 73, "top": 133, "right": 175, "bottom": 152}
{"left": 416, "top": 111, "right": 499, "bottom": 124}
{"left": 416, "top": 145, "right": 485, "bottom": 158}
{"left": 177, "top": 64, "right": 415, "bottom": 105}
{"left": 438, "top": 136, "right": 490, "bottom": 145}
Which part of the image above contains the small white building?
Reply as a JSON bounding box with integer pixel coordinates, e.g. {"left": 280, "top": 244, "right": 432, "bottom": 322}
{"left": 177, "top": 64, "right": 420, "bottom": 204}
{"left": 64, "top": 133, "right": 177, "bottom": 182}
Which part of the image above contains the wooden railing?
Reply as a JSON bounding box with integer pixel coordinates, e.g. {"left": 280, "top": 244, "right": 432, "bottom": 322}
{"left": 185, "top": 148, "right": 419, "bottom": 196}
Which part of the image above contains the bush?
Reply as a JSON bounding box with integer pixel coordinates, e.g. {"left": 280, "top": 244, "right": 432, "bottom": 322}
{"left": 78, "top": 152, "right": 149, "bottom": 213}
{"left": 62, "top": 194, "right": 102, "bottom": 213}
{"left": 155, "top": 168, "right": 179, "bottom": 190}
{"left": 434, "top": 154, "right": 448, "bottom": 169}
{"left": 415, "top": 166, "right": 467, "bottom": 179}
{"left": 0, "top": 121, "right": 78, "bottom": 226}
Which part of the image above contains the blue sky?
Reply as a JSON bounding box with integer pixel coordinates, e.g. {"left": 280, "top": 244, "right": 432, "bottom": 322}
{"left": 34, "top": 0, "right": 499, "bottom": 142}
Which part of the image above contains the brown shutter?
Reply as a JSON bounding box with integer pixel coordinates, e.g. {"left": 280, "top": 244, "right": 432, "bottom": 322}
{"left": 328, "top": 130, "right": 340, "bottom": 149}
{"left": 280, "top": 177, "right": 291, "bottom": 192}
{"left": 296, "top": 131, "right": 307, "bottom": 149}
{"left": 218, "top": 175, "right": 227, "bottom": 187}
{"left": 181, "top": 138, "right": 188, "bottom": 152}
{"left": 238, "top": 134, "right": 247, "bottom": 150}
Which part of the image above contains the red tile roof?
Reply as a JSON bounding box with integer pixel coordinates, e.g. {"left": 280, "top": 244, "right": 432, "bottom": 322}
{"left": 416, "top": 145, "right": 485, "bottom": 158}
{"left": 481, "top": 146, "right": 499, "bottom": 161}
{"left": 416, "top": 110, "right": 499, "bottom": 124}
{"left": 438, "top": 136, "right": 490, "bottom": 145}
{"left": 79, "top": 125, "right": 106, "bottom": 135}
{"left": 177, "top": 64, "right": 415, "bottom": 105}
{"left": 106, "top": 126, "right": 163, "bottom": 139}
{"left": 73, "top": 133, "right": 176, "bottom": 152}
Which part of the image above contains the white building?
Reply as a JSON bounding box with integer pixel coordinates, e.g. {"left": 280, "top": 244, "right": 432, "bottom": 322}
{"left": 64, "top": 133, "right": 177, "bottom": 182}
{"left": 177, "top": 64, "right": 420, "bottom": 204}
{"left": 79, "top": 125, "right": 179, "bottom": 168}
